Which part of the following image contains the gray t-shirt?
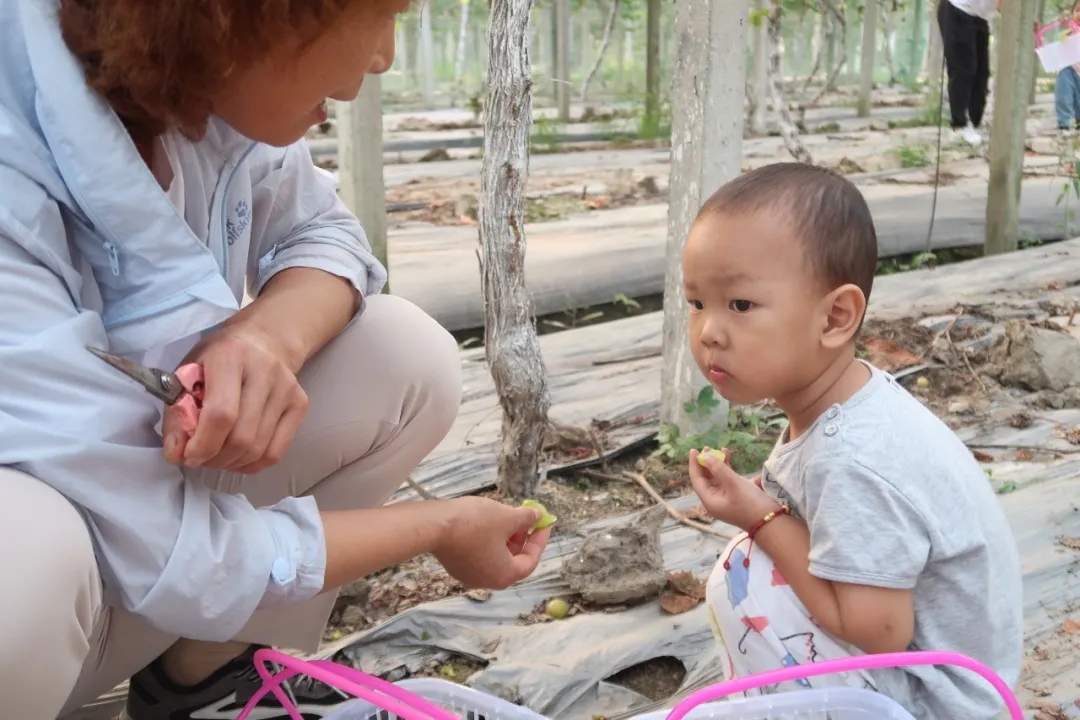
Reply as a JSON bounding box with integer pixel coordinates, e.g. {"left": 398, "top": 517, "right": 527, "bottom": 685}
{"left": 761, "top": 364, "right": 1022, "bottom": 720}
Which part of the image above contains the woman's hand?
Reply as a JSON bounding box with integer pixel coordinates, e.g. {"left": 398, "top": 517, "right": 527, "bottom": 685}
{"left": 688, "top": 447, "right": 780, "bottom": 531}
{"left": 162, "top": 323, "right": 308, "bottom": 474}
{"left": 433, "top": 497, "right": 551, "bottom": 589}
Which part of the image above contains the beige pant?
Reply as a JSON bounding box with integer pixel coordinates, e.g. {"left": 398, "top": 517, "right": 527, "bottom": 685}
{"left": 0, "top": 295, "right": 462, "bottom": 720}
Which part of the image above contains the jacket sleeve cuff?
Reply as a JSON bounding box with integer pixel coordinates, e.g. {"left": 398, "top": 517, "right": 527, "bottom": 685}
{"left": 255, "top": 496, "right": 327, "bottom": 609}
{"left": 253, "top": 229, "right": 388, "bottom": 302}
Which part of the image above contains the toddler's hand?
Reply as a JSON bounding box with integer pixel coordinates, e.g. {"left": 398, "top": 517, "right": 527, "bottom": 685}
{"left": 689, "top": 447, "right": 781, "bottom": 531}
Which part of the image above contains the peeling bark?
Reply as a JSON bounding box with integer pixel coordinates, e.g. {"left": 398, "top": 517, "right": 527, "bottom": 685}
{"left": 768, "top": 3, "right": 813, "bottom": 164}
{"left": 479, "top": 0, "right": 551, "bottom": 500}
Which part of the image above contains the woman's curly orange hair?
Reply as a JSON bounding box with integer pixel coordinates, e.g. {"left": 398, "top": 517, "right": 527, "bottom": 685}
{"left": 57, "top": 0, "right": 361, "bottom": 145}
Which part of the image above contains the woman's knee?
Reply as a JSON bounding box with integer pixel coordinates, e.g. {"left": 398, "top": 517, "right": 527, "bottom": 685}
{"left": 0, "top": 469, "right": 102, "bottom": 718}
{"left": 342, "top": 293, "right": 463, "bottom": 431}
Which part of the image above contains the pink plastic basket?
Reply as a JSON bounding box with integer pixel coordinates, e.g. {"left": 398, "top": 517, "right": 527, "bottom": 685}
{"left": 663, "top": 651, "right": 1023, "bottom": 720}
{"left": 236, "top": 649, "right": 460, "bottom": 720}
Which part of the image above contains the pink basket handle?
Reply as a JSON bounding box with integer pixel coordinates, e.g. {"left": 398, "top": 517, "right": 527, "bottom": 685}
{"left": 665, "top": 651, "right": 1023, "bottom": 720}
{"left": 1036, "top": 20, "right": 1080, "bottom": 47}
{"left": 236, "top": 648, "right": 460, "bottom": 720}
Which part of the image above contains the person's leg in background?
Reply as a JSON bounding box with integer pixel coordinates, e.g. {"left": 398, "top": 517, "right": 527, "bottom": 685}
{"left": 1055, "top": 68, "right": 1079, "bottom": 131}
{"left": 0, "top": 468, "right": 104, "bottom": 720}
{"left": 937, "top": 1, "right": 982, "bottom": 145}
{"left": 968, "top": 16, "right": 991, "bottom": 135}
{"left": 54, "top": 294, "right": 463, "bottom": 718}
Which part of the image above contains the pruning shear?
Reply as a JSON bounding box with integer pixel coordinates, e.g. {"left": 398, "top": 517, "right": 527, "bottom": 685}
{"left": 87, "top": 347, "right": 206, "bottom": 435}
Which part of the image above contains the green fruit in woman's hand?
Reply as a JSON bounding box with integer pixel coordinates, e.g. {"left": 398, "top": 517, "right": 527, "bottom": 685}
{"left": 546, "top": 598, "right": 570, "bottom": 619}
{"left": 521, "top": 499, "right": 558, "bottom": 530}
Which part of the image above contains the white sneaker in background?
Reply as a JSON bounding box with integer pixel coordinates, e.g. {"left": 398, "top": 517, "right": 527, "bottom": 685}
{"left": 960, "top": 124, "right": 982, "bottom": 147}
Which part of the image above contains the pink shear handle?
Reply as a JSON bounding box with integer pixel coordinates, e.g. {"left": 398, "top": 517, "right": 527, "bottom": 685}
{"left": 665, "top": 651, "right": 1023, "bottom": 720}
{"left": 1036, "top": 20, "right": 1080, "bottom": 47}
{"left": 236, "top": 648, "right": 460, "bottom": 720}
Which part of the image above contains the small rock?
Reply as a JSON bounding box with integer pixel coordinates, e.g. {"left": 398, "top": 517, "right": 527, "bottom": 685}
{"left": 637, "top": 176, "right": 660, "bottom": 195}
{"left": 835, "top": 156, "right": 865, "bottom": 174}
{"left": 999, "top": 320, "right": 1080, "bottom": 391}
{"left": 419, "top": 147, "right": 451, "bottom": 163}
{"left": 454, "top": 193, "right": 479, "bottom": 221}
{"left": 466, "top": 589, "right": 492, "bottom": 603}
{"left": 947, "top": 398, "right": 972, "bottom": 415}
{"left": 1009, "top": 411, "right": 1034, "bottom": 429}
{"left": 339, "top": 605, "right": 367, "bottom": 627}
{"left": 590, "top": 491, "right": 612, "bottom": 504}
{"left": 339, "top": 579, "right": 371, "bottom": 602}
{"left": 560, "top": 505, "right": 667, "bottom": 605}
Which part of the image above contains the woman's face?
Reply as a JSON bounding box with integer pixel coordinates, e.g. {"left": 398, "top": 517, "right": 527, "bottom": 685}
{"left": 210, "top": 1, "right": 409, "bottom": 146}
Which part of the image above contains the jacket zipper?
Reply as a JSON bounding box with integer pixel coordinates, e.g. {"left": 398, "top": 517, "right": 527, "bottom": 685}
{"left": 103, "top": 239, "right": 120, "bottom": 275}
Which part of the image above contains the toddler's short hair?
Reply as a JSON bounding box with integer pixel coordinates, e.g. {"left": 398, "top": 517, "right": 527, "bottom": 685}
{"left": 696, "top": 162, "right": 878, "bottom": 305}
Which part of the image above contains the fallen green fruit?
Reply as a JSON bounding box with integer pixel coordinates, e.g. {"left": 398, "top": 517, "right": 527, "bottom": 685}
{"left": 546, "top": 598, "right": 570, "bottom": 619}
{"left": 697, "top": 448, "right": 727, "bottom": 467}
{"left": 522, "top": 499, "right": 558, "bottom": 530}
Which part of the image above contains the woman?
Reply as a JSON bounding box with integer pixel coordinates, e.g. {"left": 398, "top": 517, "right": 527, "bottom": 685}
{"left": 0, "top": 2, "right": 551, "bottom": 719}
{"left": 937, "top": 0, "right": 998, "bottom": 147}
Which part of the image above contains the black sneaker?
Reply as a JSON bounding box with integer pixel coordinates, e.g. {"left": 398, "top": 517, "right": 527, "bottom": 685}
{"left": 122, "top": 644, "right": 353, "bottom": 720}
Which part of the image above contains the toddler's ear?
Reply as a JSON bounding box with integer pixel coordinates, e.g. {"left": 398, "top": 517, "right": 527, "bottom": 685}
{"left": 819, "top": 283, "right": 866, "bottom": 349}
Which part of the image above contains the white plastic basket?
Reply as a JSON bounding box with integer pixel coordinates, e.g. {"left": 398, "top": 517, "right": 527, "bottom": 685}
{"left": 629, "top": 687, "right": 914, "bottom": 720}
{"left": 1036, "top": 21, "right": 1080, "bottom": 73}
{"left": 323, "top": 678, "right": 546, "bottom": 720}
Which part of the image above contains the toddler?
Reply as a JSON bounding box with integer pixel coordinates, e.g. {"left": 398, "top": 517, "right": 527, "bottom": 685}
{"left": 683, "top": 163, "right": 1023, "bottom": 720}
{"left": 1055, "top": 2, "right": 1080, "bottom": 133}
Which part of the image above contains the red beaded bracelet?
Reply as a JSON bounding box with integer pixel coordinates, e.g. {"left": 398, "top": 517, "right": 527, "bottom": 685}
{"left": 747, "top": 504, "right": 791, "bottom": 541}
{"left": 722, "top": 505, "right": 791, "bottom": 571}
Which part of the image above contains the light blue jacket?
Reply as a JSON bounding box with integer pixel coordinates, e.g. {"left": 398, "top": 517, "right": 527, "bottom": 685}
{"left": 0, "top": 0, "right": 387, "bottom": 640}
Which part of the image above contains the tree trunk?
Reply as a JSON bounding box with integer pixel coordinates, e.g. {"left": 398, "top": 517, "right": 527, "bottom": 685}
{"left": 1030, "top": 0, "right": 1047, "bottom": 106}
{"left": 451, "top": 0, "right": 471, "bottom": 107}
{"left": 419, "top": 1, "right": 436, "bottom": 109}
{"left": 769, "top": 3, "right": 813, "bottom": 162}
{"left": 480, "top": 0, "right": 550, "bottom": 500}
{"left": 751, "top": 0, "right": 770, "bottom": 135}
{"left": 857, "top": 0, "right": 880, "bottom": 118}
{"left": 925, "top": 0, "right": 944, "bottom": 90}
{"left": 581, "top": 0, "right": 620, "bottom": 103}
{"left": 986, "top": 0, "right": 1038, "bottom": 256}
{"left": 336, "top": 77, "right": 388, "bottom": 290}
{"left": 880, "top": 1, "right": 897, "bottom": 87}
{"left": 809, "top": 0, "right": 847, "bottom": 106}
{"left": 643, "top": 0, "right": 662, "bottom": 137}
{"left": 661, "top": 0, "right": 749, "bottom": 434}
{"left": 555, "top": 0, "right": 572, "bottom": 121}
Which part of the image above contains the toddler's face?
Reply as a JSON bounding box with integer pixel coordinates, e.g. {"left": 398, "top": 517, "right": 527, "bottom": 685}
{"left": 211, "top": 1, "right": 409, "bottom": 147}
{"left": 683, "top": 211, "right": 830, "bottom": 405}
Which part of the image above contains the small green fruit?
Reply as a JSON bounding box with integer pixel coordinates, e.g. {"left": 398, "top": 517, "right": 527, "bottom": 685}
{"left": 697, "top": 448, "right": 727, "bottom": 467}
{"left": 546, "top": 598, "right": 570, "bottom": 619}
{"left": 521, "top": 499, "right": 558, "bottom": 530}
{"left": 916, "top": 376, "right": 930, "bottom": 389}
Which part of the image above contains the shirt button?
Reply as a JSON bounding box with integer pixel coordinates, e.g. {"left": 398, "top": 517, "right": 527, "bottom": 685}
{"left": 271, "top": 558, "right": 294, "bottom": 584}
{"left": 826, "top": 406, "right": 840, "bottom": 419}
{"left": 824, "top": 424, "right": 838, "bottom": 436}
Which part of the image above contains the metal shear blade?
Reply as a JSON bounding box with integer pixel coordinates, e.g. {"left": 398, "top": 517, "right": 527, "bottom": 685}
{"left": 87, "top": 347, "right": 187, "bottom": 405}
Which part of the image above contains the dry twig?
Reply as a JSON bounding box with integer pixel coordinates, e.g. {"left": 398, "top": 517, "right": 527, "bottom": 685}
{"left": 583, "top": 469, "right": 733, "bottom": 540}
{"left": 946, "top": 328, "right": 987, "bottom": 394}
{"left": 404, "top": 475, "right": 438, "bottom": 501}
